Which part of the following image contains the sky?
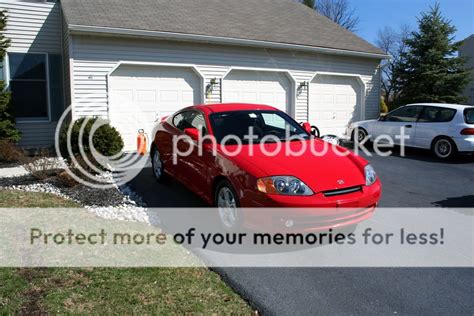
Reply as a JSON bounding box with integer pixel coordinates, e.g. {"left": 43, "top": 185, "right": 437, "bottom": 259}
{"left": 352, "top": 0, "right": 473, "bottom": 45}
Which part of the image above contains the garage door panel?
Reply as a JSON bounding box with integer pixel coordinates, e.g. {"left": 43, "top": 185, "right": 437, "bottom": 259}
{"left": 259, "top": 92, "right": 275, "bottom": 104}
{"left": 136, "top": 90, "right": 156, "bottom": 103}
{"left": 241, "top": 92, "right": 258, "bottom": 103}
{"left": 109, "top": 65, "right": 201, "bottom": 152}
{"left": 160, "top": 90, "right": 178, "bottom": 102}
{"left": 181, "top": 91, "right": 194, "bottom": 103}
{"left": 222, "top": 70, "right": 290, "bottom": 113}
{"left": 309, "top": 75, "right": 361, "bottom": 137}
{"left": 111, "top": 90, "right": 133, "bottom": 110}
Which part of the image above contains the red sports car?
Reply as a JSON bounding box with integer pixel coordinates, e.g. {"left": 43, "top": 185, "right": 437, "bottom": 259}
{"left": 151, "top": 103, "right": 381, "bottom": 230}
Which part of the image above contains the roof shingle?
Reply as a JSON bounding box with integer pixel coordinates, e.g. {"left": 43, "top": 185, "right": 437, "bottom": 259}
{"left": 61, "top": 0, "right": 385, "bottom": 56}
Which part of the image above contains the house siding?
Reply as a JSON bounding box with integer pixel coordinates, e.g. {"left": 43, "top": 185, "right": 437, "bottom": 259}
{"left": 459, "top": 36, "right": 474, "bottom": 105}
{"left": 70, "top": 35, "right": 381, "bottom": 122}
{"left": 2, "top": 0, "right": 63, "bottom": 148}
{"left": 61, "top": 10, "right": 71, "bottom": 110}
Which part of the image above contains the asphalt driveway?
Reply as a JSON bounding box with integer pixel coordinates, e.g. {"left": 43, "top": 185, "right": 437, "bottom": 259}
{"left": 128, "top": 147, "right": 473, "bottom": 315}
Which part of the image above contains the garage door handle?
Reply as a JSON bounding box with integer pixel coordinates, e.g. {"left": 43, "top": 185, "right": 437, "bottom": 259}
{"left": 405, "top": 125, "right": 413, "bottom": 128}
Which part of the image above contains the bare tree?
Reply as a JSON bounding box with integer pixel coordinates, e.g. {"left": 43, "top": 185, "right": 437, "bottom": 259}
{"left": 375, "top": 25, "right": 410, "bottom": 105}
{"left": 315, "top": 0, "right": 360, "bottom": 31}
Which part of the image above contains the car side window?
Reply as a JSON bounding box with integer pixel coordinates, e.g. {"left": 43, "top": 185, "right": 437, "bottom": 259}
{"left": 465, "top": 108, "right": 474, "bottom": 124}
{"left": 174, "top": 111, "right": 207, "bottom": 134}
{"left": 173, "top": 112, "right": 186, "bottom": 130}
{"left": 188, "top": 112, "right": 207, "bottom": 135}
{"left": 418, "top": 107, "right": 456, "bottom": 123}
{"left": 385, "top": 106, "right": 422, "bottom": 122}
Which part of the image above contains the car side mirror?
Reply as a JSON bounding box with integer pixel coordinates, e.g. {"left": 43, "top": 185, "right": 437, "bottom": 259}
{"left": 301, "top": 122, "right": 312, "bottom": 134}
{"left": 184, "top": 128, "right": 200, "bottom": 141}
{"left": 379, "top": 114, "right": 387, "bottom": 121}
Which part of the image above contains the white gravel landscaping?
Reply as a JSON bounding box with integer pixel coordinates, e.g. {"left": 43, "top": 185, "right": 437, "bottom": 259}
{"left": 0, "top": 167, "right": 156, "bottom": 225}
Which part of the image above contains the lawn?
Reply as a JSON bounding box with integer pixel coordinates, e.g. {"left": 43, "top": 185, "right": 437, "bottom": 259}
{"left": 0, "top": 190, "right": 252, "bottom": 314}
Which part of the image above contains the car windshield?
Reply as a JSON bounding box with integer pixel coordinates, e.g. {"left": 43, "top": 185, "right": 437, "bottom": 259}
{"left": 465, "top": 108, "right": 474, "bottom": 124}
{"left": 209, "top": 110, "right": 310, "bottom": 144}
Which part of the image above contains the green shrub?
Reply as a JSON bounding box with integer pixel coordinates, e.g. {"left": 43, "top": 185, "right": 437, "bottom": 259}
{"left": 60, "top": 117, "right": 124, "bottom": 159}
{"left": 0, "top": 114, "right": 21, "bottom": 142}
{"left": 0, "top": 10, "right": 21, "bottom": 143}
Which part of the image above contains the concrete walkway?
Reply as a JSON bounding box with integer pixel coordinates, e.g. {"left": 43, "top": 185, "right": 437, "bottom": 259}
{"left": 0, "top": 166, "right": 29, "bottom": 178}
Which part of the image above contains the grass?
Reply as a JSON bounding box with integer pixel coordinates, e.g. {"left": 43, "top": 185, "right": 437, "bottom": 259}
{"left": 0, "top": 190, "right": 252, "bottom": 314}
{"left": 0, "top": 190, "right": 80, "bottom": 208}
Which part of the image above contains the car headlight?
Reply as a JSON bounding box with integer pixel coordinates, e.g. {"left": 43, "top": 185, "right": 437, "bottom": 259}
{"left": 257, "top": 176, "right": 313, "bottom": 196}
{"left": 364, "top": 164, "right": 377, "bottom": 186}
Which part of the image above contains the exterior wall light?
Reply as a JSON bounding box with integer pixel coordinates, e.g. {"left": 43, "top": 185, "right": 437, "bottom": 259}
{"left": 206, "top": 77, "right": 219, "bottom": 99}
{"left": 297, "top": 81, "right": 308, "bottom": 96}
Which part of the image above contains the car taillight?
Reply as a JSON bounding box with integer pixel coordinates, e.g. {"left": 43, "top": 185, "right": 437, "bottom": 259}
{"left": 460, "top": 128, "right": 474, "bottom": 135}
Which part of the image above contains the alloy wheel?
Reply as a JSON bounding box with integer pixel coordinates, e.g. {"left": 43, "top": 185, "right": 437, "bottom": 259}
{"left": 217, "top": 186, "right": 237, "bottom": 228}
{"left": 435, "top": 139, "right": 452, "bottom": 158}
{"left": 152, "top": 150, "right": 163, "bottom": 180}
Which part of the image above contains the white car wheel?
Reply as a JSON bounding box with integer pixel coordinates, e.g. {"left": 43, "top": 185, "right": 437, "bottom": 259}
{"left": 433, "top": 138, "right": 456, "bottom": 159}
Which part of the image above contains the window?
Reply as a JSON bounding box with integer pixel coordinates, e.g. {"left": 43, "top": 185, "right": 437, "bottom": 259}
{"left": 465, "top": 108, "right": 474, "bottom": 124}
{"left": 173, "top": 112, "right": 185, "bottom": 128}
{"left": 8, "top": 53, "right": 49, "bottom": 120}
{"left": 188, "top": 112, "right": 207, "bottom": 134}
{"left": 418, "top": 107, "right": 456, "bottom": 123}
{"left": 173, "top": 111, "right": 207, "bottom": 133}
{"left": 385, "top": 106, "right": 422, "bottom": 122}
{"left": 209, "top": 110, "right": 308, "bottom": 144}
{"left": 262, "top": 113, "right": 286, "bottom": 129}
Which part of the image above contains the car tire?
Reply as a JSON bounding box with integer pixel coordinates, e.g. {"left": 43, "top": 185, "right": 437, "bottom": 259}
{"left": 151, "top": 146, "right": 166, "bottom": 182}
{"left": 353, "top": 128, "right": 370, "bottom": 145}
{"left": 214, "top": 180, "right": 242, "bottom": 231}
{"left": 431, "top": 137, "right": 457, "bottom": 160}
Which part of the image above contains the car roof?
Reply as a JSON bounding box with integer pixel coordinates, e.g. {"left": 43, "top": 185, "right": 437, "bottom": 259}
{"left": 405, "top": 103, "right": 473, "bottom": 110}
{"left": 188, "top": 103, "right": 280, "bottom": 114}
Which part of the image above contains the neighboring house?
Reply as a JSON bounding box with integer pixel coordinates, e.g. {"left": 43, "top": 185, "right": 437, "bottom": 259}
{"left": 459, "top": 35, "right": 474, "bottom": 105}
{"left": 1, "top": 0, "right": 387, "bottom": 150}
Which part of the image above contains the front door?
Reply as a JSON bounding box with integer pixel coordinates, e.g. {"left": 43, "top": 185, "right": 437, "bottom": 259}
{"left": 373, "top": 106, "right": 423, "bottom": 146}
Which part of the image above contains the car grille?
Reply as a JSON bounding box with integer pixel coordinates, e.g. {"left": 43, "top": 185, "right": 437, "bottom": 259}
{"left": 323, "top": 186, "right": 362, "bottom": 197}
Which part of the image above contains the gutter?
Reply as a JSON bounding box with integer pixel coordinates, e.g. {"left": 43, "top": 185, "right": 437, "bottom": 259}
{"left": 68, "top": 24, "right": 389, "bottom": 60}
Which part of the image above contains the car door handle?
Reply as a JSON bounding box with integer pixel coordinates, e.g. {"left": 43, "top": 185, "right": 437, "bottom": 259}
{"left": 405, "top": 125, "right": 413, "bottom": 128}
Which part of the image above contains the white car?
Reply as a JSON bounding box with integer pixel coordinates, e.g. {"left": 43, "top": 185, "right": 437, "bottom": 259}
{"left": 346, "top": 103, "right": 474, "bottom": 159}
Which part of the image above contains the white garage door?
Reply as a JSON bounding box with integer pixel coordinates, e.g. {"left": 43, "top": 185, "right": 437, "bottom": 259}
{"left": 109, "top": 65, "right": 201, "bottom": 151}
{"left": 309, "top": 76, "right": 362, "bottom": 137}
{"left": 222, "top": 70, "right": 291, "bottom": 112}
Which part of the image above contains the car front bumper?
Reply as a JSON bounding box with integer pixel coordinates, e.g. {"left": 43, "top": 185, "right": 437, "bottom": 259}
{"left": 240, "top": 180, "right": 382, "bottom": 232}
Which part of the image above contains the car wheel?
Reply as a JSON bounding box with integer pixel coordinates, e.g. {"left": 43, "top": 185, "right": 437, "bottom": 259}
{"left": 215, "top": 180, "right": 241, "bottom": 230}
{"left": 432, "top": 137, "right": 457, "bottom": 160}
{"left": 151, "top": 147, "right": 165, "bottom": 182}
{"left": 353, "top": 128, "right": 369, "bottom": 144}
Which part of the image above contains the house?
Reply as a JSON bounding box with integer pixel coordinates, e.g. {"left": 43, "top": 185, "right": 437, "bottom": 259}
{"left": 1, "top": 0, "right": 387, "bottom": 151}
{"left": 459, "top": 35, "right": 474, "bottom": 105}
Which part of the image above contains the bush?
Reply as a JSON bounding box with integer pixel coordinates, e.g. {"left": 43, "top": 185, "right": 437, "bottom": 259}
{"left": 23, "top": 149, "right": 61, "bottom": 180}
{"left": 0, "top": 140, "right": 24, "bottom": 163}
{"left": 0, "top": 114, "right": 22, "bottom": 143}
{"left": 59, "top": 117, "right": 124, "bottom": 160}
{"left": 57, "top": 170, "right": 79, "bottom": 188}
{"left": 380, "top": 98, "right": 389, "bottom": 114}
{"left": 0, "top": 10, "right": 21, "bottom": 143}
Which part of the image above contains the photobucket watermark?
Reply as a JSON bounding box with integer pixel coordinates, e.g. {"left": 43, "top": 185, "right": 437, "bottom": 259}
{"left": 172, "top": 126, "right": 411, "bottom": 164}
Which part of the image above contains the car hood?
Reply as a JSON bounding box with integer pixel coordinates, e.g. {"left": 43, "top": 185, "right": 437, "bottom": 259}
{"left": 224, "top": 139, "right": 368, "bottom": 193}
{"left": 353, "top": 119, "right": 378, "bottom": 126}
